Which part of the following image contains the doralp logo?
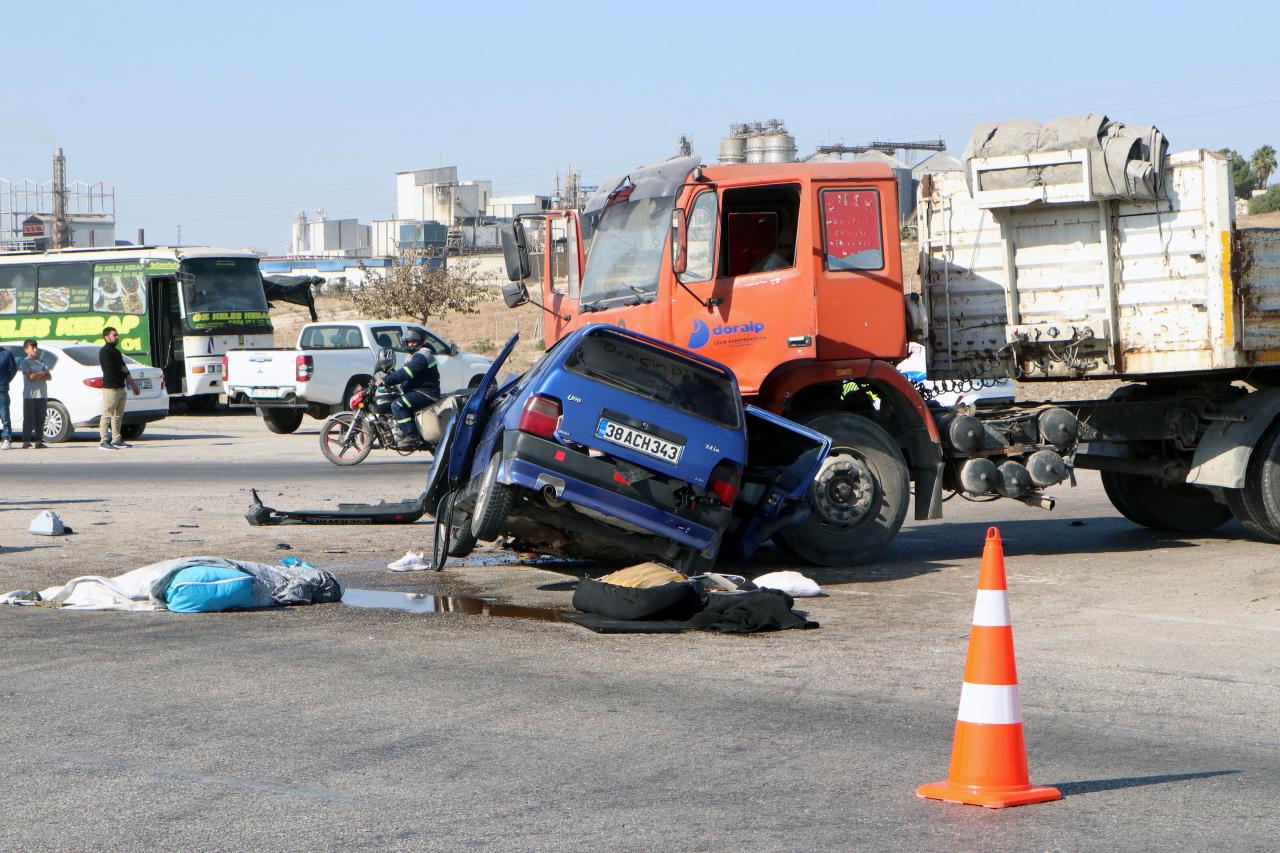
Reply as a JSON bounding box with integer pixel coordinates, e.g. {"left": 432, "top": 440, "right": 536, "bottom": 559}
{"left": 687, "top": 319, "right": 766, "bottom": 349}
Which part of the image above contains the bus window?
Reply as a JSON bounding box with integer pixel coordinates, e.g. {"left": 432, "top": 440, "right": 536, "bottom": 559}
{"left": 37, "top": 263, "right": 93, "bottom": 313}
{"left": 0, "top": 264, "right": 35, "bottom": 314}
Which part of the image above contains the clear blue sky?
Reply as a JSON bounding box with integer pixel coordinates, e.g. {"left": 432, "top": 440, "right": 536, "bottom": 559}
{"left": 5, "top": 0, "right": 1278, "bottom": 252}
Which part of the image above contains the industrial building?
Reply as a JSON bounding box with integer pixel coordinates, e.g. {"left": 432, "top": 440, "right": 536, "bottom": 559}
{"left": 290, "top": 211, "right": 371, "bottom": 257}
{"left": 1, "top": 149, "right": 116, "bottom": 251}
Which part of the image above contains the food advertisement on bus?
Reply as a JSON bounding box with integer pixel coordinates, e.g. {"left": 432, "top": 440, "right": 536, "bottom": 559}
{"left": 0, "top": 261, "right": 153, "bottom": 359}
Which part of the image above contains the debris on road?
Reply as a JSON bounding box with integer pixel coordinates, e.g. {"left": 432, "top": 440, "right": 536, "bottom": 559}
{"left": 387, "top": 551, "right": 430, "bottom": 572}
{"left": 28, "top": 510, "right": 69, "bottom": 536}
{"left": 751, "top": 571, "right": 822, "bottom": 598}
{"left": 1, "top": 556, "right": 342, "bottom": 612}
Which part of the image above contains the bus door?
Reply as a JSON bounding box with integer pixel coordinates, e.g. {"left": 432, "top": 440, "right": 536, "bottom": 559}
{"left": 148, "top": 275, "right": 185, "bottom": 392}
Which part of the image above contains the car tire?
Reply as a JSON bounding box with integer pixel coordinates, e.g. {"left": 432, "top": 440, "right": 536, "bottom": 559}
{"left": 471, "top": 451, "right": 514, "bottom": 542}
{"left": 43, "top": 401, "right": 73, "bottom": 443}
{"left": 120, "top": 423, "right": 146, "bottom": 441}
{"left": 261, "top": 407, "right": 304, "bottom": 435}
{"left": 448, "top": 520, "right": 477, "bottom": 558}
{"left": 774, "top": 412, "right": 910, "bottom": 567}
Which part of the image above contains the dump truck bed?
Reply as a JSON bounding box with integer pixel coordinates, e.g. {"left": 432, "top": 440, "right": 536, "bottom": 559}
{"left": 917, "top": 149, "right": 1280, "bottom": 380}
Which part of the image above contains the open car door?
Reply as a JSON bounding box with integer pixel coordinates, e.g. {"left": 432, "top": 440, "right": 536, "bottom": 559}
{"left": 244, "top": 333, "right": 521, "bottom": 528}
{"left": 720, "top": 405, "right": 831, "bottom": 561}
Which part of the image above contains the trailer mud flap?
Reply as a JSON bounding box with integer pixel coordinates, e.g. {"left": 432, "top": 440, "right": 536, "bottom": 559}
{"left": 245, "top": 488, "right": 428, "bottom": 526}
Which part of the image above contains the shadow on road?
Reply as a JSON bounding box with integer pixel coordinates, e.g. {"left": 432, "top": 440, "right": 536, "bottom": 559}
{"left": 0, "top": 544, "right": 64, "bottom": 555}
{"left": 1052, "top": 769, "right": 1238, "bottom": 797}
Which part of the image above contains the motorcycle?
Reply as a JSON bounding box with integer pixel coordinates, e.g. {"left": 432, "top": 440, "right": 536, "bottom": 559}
{"left": 318, "top": 348, "right": 457, "bottom": 466}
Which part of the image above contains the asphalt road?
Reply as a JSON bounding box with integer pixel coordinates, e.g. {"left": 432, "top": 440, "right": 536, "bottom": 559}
{"left": 1, "top": 414, "right": 1278, "bottom": 850}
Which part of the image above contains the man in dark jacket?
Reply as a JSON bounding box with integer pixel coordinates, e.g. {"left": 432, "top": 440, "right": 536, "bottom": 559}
{"left": 377, "top": 328, "right": 441, "bottom": 449}
{"left": 0, "top": 344, "right": 17, "bottom": 450}
{"left": 98, "top": 327, "right": 140, "bottom": 450}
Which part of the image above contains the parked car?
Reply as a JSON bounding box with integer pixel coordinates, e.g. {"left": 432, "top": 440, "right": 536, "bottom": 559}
{"left": 428, "top": 325, "right": 832, "bottom": 571}
{"left": 223, "top": 320, "right": 492, "bottom": 434}
{"left": 897, "top": 342, "right": 1016, "bottom": 407}
{"left": 2, "top": 341, "right": 169, "bottom": 443}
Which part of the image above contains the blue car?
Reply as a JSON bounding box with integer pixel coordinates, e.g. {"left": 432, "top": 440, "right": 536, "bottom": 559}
{"left": 425, "top": 324, "right": 830, "bottom": 571}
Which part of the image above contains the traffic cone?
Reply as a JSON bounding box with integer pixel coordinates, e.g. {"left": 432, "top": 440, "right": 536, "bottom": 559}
{"left": 916, "top": 526, "right": 1061, "bottom": 808}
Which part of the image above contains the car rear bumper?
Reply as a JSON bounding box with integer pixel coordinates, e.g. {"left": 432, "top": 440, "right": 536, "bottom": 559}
{"left": 500, "top": 431, "right": 728, "bottom": 553}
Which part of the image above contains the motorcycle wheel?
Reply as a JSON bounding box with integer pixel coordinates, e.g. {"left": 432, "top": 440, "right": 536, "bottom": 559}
{"left": 319, "top": 412, "right": 374, "bottom": 466}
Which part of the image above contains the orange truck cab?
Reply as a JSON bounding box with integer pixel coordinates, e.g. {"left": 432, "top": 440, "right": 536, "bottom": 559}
{"left": 500, "top": 155, "right": 943, "bottom": 566}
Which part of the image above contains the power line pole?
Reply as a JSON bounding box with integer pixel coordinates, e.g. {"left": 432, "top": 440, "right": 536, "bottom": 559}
{"left": 176, "top": 224, "right": 182, "bottom": 246}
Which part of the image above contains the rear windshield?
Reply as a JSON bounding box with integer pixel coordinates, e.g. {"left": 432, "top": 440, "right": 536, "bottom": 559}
{"left": 62, "top": 345, "right": 141, "bottom": 367}
{"left": 564, "top": 331, "right": 739, "bottom": 428}
{"left": 299, "top": 325, "right": 364, "bottom": 349}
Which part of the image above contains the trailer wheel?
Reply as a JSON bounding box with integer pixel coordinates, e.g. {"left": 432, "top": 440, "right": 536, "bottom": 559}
{"left": 774, "top": 412, "right": 909, "bottom": 566}
{"left": 1100, "top": 471, "right": 1231, "bottom": 532}
{"left": 261, "top": 407, "right": 304, "bottom": 434}
{"left": 1225, "top": 421, "right": 1280, "bottom": 542}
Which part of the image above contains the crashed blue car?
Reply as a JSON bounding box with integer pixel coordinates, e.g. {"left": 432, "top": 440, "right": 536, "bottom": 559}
{"left": 428, "top": 324, "right": 830, "bottom": 571}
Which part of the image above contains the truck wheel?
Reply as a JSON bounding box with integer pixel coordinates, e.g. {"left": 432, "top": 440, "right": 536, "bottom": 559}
{"left": 1100, "top": 471, "right": 1231, "bottom": 532}
{"left": 774, "top": 412, "right": 910, "bottom": 567}
{"left": 1224, "top": 420, "right": 1280, "bottom": 542}
{"left": 120, "top": 423, "right": 146, "bottom": 441}
{"left": 261, "top": 408, "right": 304, "bottom": 435}
{"left": 471, "top": 452, "right": 514, "bottom": 542}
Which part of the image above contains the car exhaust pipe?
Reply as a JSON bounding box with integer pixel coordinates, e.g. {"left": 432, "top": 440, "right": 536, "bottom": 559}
{"left": 542, "top": 485, "right": 566, "bottom": 508}
{"left": 535, "top": 473, "right": 567, "bottom": 508}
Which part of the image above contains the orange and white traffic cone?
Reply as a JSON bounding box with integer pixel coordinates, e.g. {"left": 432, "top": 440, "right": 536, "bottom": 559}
{"left": 916, "top": 526, "right": 1061, "bottom": 809}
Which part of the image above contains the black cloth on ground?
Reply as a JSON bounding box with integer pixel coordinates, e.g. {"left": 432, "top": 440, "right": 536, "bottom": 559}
{"left": 567, "top": 587, "right": 817, "bottom": 634}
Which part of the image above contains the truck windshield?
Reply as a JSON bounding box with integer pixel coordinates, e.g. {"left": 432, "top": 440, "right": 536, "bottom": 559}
{"left": 579, "top": 195, "right": 675, "bottom": 310}
{"left": 180, "top": 257, "right": 271, "bottom": 334}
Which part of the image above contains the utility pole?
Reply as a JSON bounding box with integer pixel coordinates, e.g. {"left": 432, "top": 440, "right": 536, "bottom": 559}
{"left": 52, "top": 147, "right": 70, "bottom": 249}
{"left": 176, "top": 224, "right": 182, "bottom": 246}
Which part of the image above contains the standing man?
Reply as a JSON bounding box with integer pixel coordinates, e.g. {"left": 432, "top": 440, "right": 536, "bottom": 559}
{"left": 0, "top": 344, "right": 16, "bottom": 450}
{"left": 19, "top": 339, "right": 51, "bottom": 449}
{"left": 98, "top": 327, "right": 140, "bottom": 450}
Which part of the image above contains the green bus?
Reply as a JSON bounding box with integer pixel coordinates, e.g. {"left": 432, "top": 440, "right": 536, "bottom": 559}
{"left": 0, "top": 246, "right": 274, "bottom": 409}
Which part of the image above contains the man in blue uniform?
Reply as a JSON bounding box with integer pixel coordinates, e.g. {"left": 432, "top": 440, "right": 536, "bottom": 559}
{"left": 377, "top": 328, "right": 441, "bottom": 449}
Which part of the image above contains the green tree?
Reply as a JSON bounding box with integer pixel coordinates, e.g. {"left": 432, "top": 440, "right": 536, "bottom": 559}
{"left": 1248, "top": 186, "right": 1280, "bottom": 216}
{"left": 1251, "top": 145, "right": 1277, "bottom": 187}
{"left": 351, "top": 250, "right": 486, "bottom": 325}
{"left": 1217, "top": 148, "right": 1258, "bottom": 199}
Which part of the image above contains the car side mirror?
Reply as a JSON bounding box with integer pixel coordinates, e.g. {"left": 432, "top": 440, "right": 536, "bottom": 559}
{"left": 670, "top": 208, "right": 688, "bottom": 275}
{"left": 449, "top": 342, "right": 460, "bottom": 356}
{"left": 500, "top": 221, "right": 531, "bottom": 282}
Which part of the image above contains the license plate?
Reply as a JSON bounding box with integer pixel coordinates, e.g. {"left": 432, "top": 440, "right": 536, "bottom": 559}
{"left": 595, "top": 418, "right": 683, "bottom": 464}
{"left": 140, "top": 378, "right": 152, "bottom": 390}
{"left": 251, "top": 388, "right": 282, "bottom": 399}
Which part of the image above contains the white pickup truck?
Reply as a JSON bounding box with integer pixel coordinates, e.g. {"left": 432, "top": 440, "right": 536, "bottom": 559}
{"left": 224, "top": 320, "right": 492, "bottom": 433}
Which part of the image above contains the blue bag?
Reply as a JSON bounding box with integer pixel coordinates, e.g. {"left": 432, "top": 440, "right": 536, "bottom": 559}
{"left": 165, "top": 565, "right": 256, "bottom": 613}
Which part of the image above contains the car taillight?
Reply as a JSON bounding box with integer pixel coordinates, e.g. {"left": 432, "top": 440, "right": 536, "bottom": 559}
{"left": 296, "top": 354, "right": 314, "bottom": 382}
{"left": 518, "top": 395, "right": 561, "bottom": 438}
{"left": 709, "top": 460, "right": 742, "bottom": 506}
{"left": 350, "top": 389, "right": 365, "bottom": 409}
{"left": 83, "top": 377, "right": 104, "bottom": 388}
{"left": 222, "top": 355, "right": 229, "bottom": 383}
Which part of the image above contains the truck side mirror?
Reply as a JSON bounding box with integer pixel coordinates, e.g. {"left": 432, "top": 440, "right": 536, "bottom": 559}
{"left": 500, "top": 222, "right": 532, "bottom": 282}
{"left": 670, "top": 208, "right": 688, "bottom": 275}
{"left": 501, "top": 281, "right": 529, "bottom": 308}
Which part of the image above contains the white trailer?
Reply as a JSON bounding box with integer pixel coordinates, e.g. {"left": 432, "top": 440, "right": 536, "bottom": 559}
{"left": 916, "top": 144, "right": 1280, "bottom": 540}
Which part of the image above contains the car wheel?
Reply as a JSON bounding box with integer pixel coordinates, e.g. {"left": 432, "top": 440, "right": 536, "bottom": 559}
{"left": 43, "top": 401, "right": 73, "bottom": 443}
{"left": 448, "top": 520, "right": 477, "bottom": 558}
{"left": 261, "top": 407, "right": 304, "bottom": 434}
{"left": 471, "top": 451, "right": 514, "bottom": 542}
{"left": 120, "top": 423, "right": 146, "bottom": 441}
{"left": 773, "top": 412, "right": 910, "bottom": 567}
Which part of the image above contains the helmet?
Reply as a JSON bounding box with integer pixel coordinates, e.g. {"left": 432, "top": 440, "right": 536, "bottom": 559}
{"left": 375, "top": 346, "right": 396, "bottom": 373}
{"left": 404, "top": 329, "right": 424, "bottom": 346}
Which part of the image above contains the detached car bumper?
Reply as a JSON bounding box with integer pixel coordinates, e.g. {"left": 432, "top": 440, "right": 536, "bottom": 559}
{"left": 500, "top": 430, "right": 729, "bottom": 553}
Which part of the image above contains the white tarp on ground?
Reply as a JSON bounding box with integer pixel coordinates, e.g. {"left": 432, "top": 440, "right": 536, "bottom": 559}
{"left": 964, "top": 114, "right": 1168, "bottom": 200}
{"left": 0, "top": 556, "right": 342, "bottom": 611}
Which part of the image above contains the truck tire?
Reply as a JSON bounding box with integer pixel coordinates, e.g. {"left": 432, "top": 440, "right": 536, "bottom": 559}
{"left": 774, "top": 412, "right": 910, "bottom": 567}
{"left": 471, "top": 451, "right": 514, "bottom": 542}
{"left": 1224, "top": 420, "right": 1280, "bottom": 542}
{"left": 1100, "top": 471, "right": 1231, "bottom": 532}
{"left": 261, "top": 407, "right": 304, "bottom": 435}
{"left": 120, "top": 423, "right": 146, "bottom": 441}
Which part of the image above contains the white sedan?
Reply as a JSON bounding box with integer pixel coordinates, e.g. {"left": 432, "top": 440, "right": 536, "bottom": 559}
{"left": 3, "top": 341, "right": 169, "bottom": 443}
